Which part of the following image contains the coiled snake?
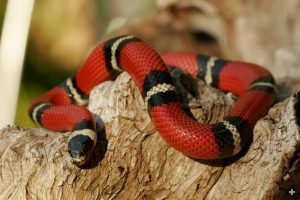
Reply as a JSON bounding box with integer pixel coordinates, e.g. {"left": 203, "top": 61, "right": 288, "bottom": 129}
{"left": 29, "top": 35, "right": 277, "bottom": 166}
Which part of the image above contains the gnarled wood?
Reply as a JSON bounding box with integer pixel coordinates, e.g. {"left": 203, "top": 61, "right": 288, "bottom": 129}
{"left": 1, "top": 72, "right": 300, "bottom": 199}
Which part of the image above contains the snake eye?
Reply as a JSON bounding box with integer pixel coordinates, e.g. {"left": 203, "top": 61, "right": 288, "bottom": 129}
{"left": 68, "top": 133, "right": 96, "bottom": 166}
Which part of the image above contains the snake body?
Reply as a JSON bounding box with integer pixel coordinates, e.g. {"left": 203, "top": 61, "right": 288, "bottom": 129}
{"left": 29, "top": 35, "right": 276, "bottom": 166}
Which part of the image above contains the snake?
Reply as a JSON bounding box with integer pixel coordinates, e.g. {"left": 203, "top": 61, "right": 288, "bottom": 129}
{"left": 29, "top": 35, "right": 277, "bottom": 166}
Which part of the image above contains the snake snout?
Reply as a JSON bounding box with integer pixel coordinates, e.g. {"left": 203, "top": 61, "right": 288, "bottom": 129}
{"left": 69, "top": 152, "right": 89, "bottom": 166}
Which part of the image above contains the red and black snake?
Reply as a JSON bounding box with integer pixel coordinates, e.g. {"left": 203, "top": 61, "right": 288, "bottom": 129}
{"left": 29, "top": 35, "right": 277, "bottom": 166}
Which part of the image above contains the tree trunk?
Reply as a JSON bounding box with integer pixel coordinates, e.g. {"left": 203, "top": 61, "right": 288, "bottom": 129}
{"left": 1, "top": 0, "right": 300, "bottom": 199}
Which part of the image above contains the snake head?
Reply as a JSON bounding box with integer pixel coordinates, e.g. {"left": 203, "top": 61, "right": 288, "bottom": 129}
{"left": 68, "top": 129, "right": 97, "bottom": 166}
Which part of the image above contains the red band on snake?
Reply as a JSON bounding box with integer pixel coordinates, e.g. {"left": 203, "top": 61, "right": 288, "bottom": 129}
{"left": 29, "top": 35, "right": 277, "bottom": 166}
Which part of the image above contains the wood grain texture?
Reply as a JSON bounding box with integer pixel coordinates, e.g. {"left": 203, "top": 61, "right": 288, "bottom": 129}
{"left": 1, "top": 72, "right": 299, "bottom": 199}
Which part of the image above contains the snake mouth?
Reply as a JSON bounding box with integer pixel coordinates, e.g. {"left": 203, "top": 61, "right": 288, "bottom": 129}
{"left": 68, "top": 148, "right": 94, "bottom": 166}
{"left": 70, "top": 153, "right": 90, "bottom": 166}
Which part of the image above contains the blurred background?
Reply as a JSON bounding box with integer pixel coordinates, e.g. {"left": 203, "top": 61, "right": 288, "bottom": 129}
{"left": 0, "top": 0, "right": 156, "bottom": 127}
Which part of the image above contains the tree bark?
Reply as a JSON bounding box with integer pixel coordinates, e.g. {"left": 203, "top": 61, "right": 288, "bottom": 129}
{"left": 1, "top": 1, "right": 300, "bottom": 199}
